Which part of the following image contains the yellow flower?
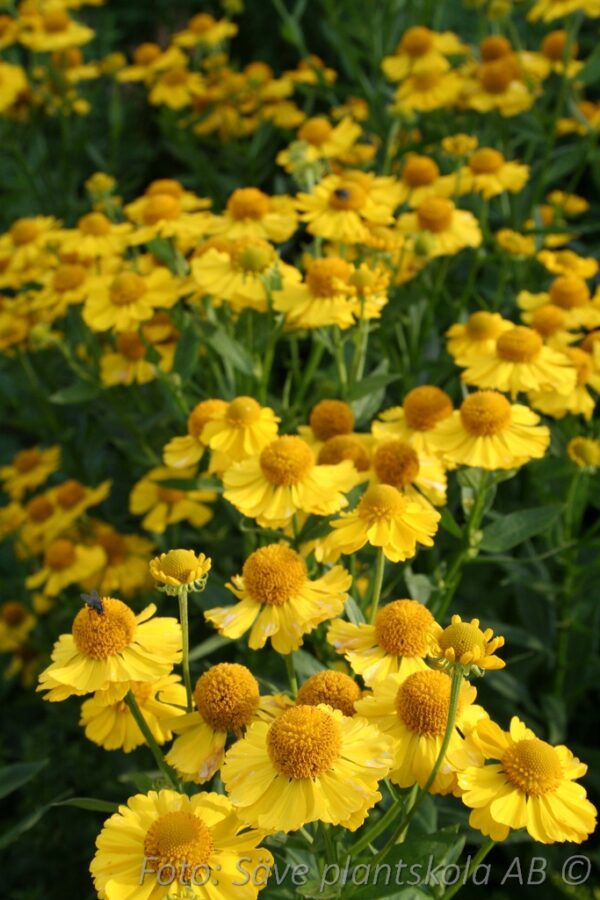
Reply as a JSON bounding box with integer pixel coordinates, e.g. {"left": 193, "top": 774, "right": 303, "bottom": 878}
{"left": 0, "top": 501, "right": 25, "bottom": 540}
{"left": 567, "top": 436, "right": 600, "bottom": 468}
{"left": 223, "top": 435, "right": 357, "bottom": 527}
{"left": 393, "top": 66, "right": 464, "bottom": 114}
{"left": 372, "top": 385, "right": 454, "bottom": 458}
{"left": 84, "top": 522, "right": 154, "bottom": 597}
{"left": 518, "top": 276, "right": 600, "bottom": 331}
{"left": 201, "top": 396, "right": 280, "bottom": 473}
{"left": 495, "top": 228, "right": 536, "bottom": 256}
{"left": 529, "top": 346, "right": 600, "bottom": 420}
{"left": 528, "top": 0, "right": 600, "bottom": 22}
{"left": 446, "top": 311, "right": 513, "bottom": 365}
{"left": 205, "top": 187, "right": 297, "bottom": 242}
{"left": 355, "top": 670, "right": 485, "bottom": 793}
{"left": 163, "top": 398, "right": 228, "bottom": 469}
{"left": 148, "top": 66, "right": 205, "bottom": 109}
{"left": 442, "top": 133, "right": 479, "bottom": 156}
{"left": 382, "top": 26, "right": 467, "bottom": 81}
{"left": 0, "top": 14, "right": 19, "bottom": 51}
{"left": 91, "top": 789, "right": 272, "bottom": 900}
{"left": 296, "top": 670, "right": 362, "bottom": 717}
{"left": 222, "top": 704, "right": 392, "bottom": 832}
{"left": 80, "top": 675, "right": 187, "bottom": 752}
{"left": 0, "top": 60, "right": 27, "bottom": 113}
{"left": 149, "top": 549, "right": 212, "bottom": 592}
{"left": 272, "top": 256, "right": 358, "bottom": 330}
{"left": 318, "top": 483, "right": 440, "bottom": 564}
{"left": 57, "top": 211, "right": 132, "bottom": 258}
{"left": 521, "top": 304, "right": 579, "bottom": 351}
{"left": 99, "top": 327, "right": 175, "bottom": 388}
{"left": 0, "top": 601, "right": 36, "bottom": 652}
{"left": 317, "top": 434, "right": 372, "bottom": 474}
{"left": 464, "top": 59, "right": 536, "bottom": 117}
{"left": 0, "top": 445, "right": 60, "bottom": 500}
{"left": 125, "top": 191, "right": 211, "bottom": 251}
{"left": 83, "top": 267, "right": 184, "bottom": 333}
{"left": 129, "top": 466, "right": 216, "bottom": 534}
{"left": 19, "top": 10, "right": 94, "bottom": 52}
{"left": 397, "top": 196, "right": 482, "bottom": 258}
{"left": 396, "top": 154, "right": 454, "bottom": 208}
{"left": 432, "top": 390, "right": 550, "bottom": 470}
{"left": 277, "top": 116, "right": 361, "bottom": 171}
{"left": 205, "top": 544, "right": 350, "bottom": 653}
{"left": 537, "top": 248, "right": 598, "bottom": 280}
{"left": 25, "top": 538, "right": 106, "bottom": 596}
{"left": 173, "top": 12, "right": 238, "bottom": 47}
{"left": 299, "top": 398, "right": 356, "bottom": 450}
{"left": 430, "top": 615, "right": 505, "bottom": 672}
{"left": 458, "top": 717, "right": 597, "bottom": 843}
{"left": 453, "top": 148, "right": 529, "bottom": 199}
{"left": 117, "top": 43, "right": 186, "bottom": 83}
{"left": 328, "top": 598, "right": 437, "bottom": 685}
{"left": 37, "top": 596, "right": 181, "bottom": 701}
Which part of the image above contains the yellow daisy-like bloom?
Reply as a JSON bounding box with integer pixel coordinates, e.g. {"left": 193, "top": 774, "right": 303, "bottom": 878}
{"left": 19, "top": 10, "right": 94, "bottom": 52}
{"left": 495, "top": 228, "right": 536, "bottom": 257}
{"left": 537, "top": 248, "right": 598, "bottom": 280}
{"left": 317, "top": 434, "right": 372, "bottom": 475}
{"left": 37, "top": 597, "right": 181, "bottom": 701}
{"left": 567, "top": 436, "right": 600, "bottom": 468}
{"left": 222, "top": 435, "right": 357, "bottom": 528}
{"left": 446, "top": 311, "right": 513, "bottom": 365}
{"left": 296, "top": 171, "right": 400, "bottom": 243}
{"left": 296, "top": 670, "right": 362, "bottom": 716}
{"left": 57, "top": 211, "right": 132, "bottom": 259}
{"left": 125, "top": 191, "right": 211, "bottom": 251}
{"left": 0, "top": 216, "right": 59, "bottom": 270}
{"left": 84, "top": 523, "right": 154, "bottom": 598}
{"left": 129, "top": 466, "right": 216, "bottom": 534}
{"left": 430, "top": 615, "right": 505, "bottom": 672}
{"left": 529, "top": 347, "right": 600, "bottom": 420}
{"left": 148, "top": 66, "right": 205, "bottom": 109}
{"left": 17, "top": 479, "right": 112, "bottom": 557}
{"left": 370, "top": 438, "right": 447, "bottom": 507}
{"left": 174, "top": 12, "right": 238, "bottom": 47}
{"left": 80, "top": 675, "right": 186, "bottom": 752}
{"left": 205, "top": 187, "right": 297, "bottom": 243}
{"left": 166, "top": 664, "right": 261, "bottom": 784}
{"left": 517, "top": 276, "right": 600, "bottom": 331}
{"left": 99, "top": 329, "right": 175, "bottom": 388}
{"left": 458, "top": 716, "right": 597, "bottom": 843}
{"left": 163, "top": 399, "right": 228, "bottom": 469}
{"left": 372, "top": 385, "right": 454, "bottom": 458}
{"left": 356, "top": 670, "right": 485, "bottom": 793}
{"left": 328, "top": 599, "right": 437, "bottom": 685}
{"left": 277, "top": 116, "right": 361, "bottom": 171}
{"left": 522, "top": 304, "right": 579, "bottom": 351}
{"left": 453, "top": 148, "right": 529, "bottom": 200}
{"left": 272, "top": 257, "right": 357, "bottom": 331}
{"left": 0, "top": 60, "right": 28, "bottom": 113}
{"left": 91, "top": 789, "right": 272, "bottom": 900}
{"left": 395, "top": 154, "right": 454, "bottom": 208}
{"left": 460, "top": 325, "right": 577, "bottom": 397}
{"left": 463, "top": 59, "right": 536, "bottom": 117}
{"left": 393, "top": 67, "right": 464, "bottom": 114}
{"left": 0, "top": 445, "right": 60, "bottom": 500}
{"left": 222, "top": 704, "right": 392, "bottom": 832}
{"left": 149, "top": 549, "right": 211, "bottom": 592}
{"left": 0, "top": 14, "right": 19, "bottom": 50}
{"left": 0, "top": 501, "right": 26, "bottom": 540}
{"left": 382, "top": 26, "right": 466, "bottom": 81}
{"left": 397, "top": 196, "right": 481, "bottom": 258}
{"left": 25, "top": 538, "right": 106, "bottom": 597}
{"left": 432, "top": 390, "right": 550, "bottom": 470}
{"left": 83, "top": 268, "right": 184, "bottom": 333}
{"left": 205, "top": 543, "right": 350, "bottom": 654}
{"left": 318, "top": 483, "right": 440, "bottom": 564}
{"left": 117, "top": 42, "right": 186, "bottom": 82}
{"left": 299, "top": 398, "right": 356, "bottom": 450}
{"left": 201, "top": 396, "right": 280, "bottom": 472}
{"left": 528, "top": 0, "right": 600, "bottom": 22}
{"left": 0, "top": 601, "right": 36, "bottom": 652}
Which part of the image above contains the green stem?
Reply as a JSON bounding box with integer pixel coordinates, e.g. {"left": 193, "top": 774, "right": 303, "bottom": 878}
{"left": 332, "top": 328, "right": 348, "bottom": 398}
{"left": 285, "top": 653, "right": 298, "bottom": 696}
{"left": 369, "top": 547, "right": 386, "bottom": 623}
{"left": 553, "top": 471, "right": 584, "bottom": 697}
{"left": 442, "top": 839, "right": 495, "bottom": 900}
{"left": 125, "top": 692, "right": 178, "bottom": 787}
{"left": 178, "top": 588, "right": 193, "bottom": 712}
{"left": 295, "top": 338, "right": 325, "bottom": 407}
{"left": 350, "top": 785, "right": 412, "bottom": 855}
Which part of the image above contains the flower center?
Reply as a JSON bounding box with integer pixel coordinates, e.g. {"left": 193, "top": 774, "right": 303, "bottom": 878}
{"left": 147, "top": 179, "right": 185, "bottom": 198}
{"left": 465, "top": 311, "right": 503, "bottom": 339}
{"left": 563, "top": 347, "right": 592, "bottom": 386}
{"left": 480, "top": 35, "right": 512, "bottom": 61}
{"left": 530, "top": 305, "right": 566, "bottom": 336}
{"left": 116, "top": 332, "right": 146, "bottom": 361}
{"left": 110, "top": 273, "right": 146, "bottom": 306}
{"left": 549, "top": 276, "right": 590, "bottom": 309}
{"left": 242, "top": 544, "right": 307, "bottom": 605}
{"left": 43, "top": 11, "right": 69, "bottom": 33}
{"left": 143, "top": 811, "right": 213, "bottom": 877}
{"left": 142, "top": 194, "right": 181, "bottom": 224}
{"left": 260, "top": 436, "right": 314, "bottom": 486}
{"left": 55, "top": 480, "right": 86, "bottom": 509}
{"left": 306, "top": 258, "right": 353, "bottom": 297}
{"left": 542, "top": 30, "right": 576, "bottom": 62}
{"left": 412, "top": 70, "right": 443, "bottom": 90}
{"left": 309, "top": 399, "right": 354, "bottom": 441}
{"left": 400, "top": 26, "right": 434, "bottom": 57}
{"left": 403, "top": 155, "right": 440, "bottom": 188}
{"left": 1, "top": 601, "right": 28, "bottom": 627}
{"left": 375, "top": 599, "right": 434, "bottom": 656}
{"left": 502, "top": 739, "right": 562, "bottom": 796}
{"left": 318, "top": 435, "right": 370, "bottom": 471}
{"left": 189, "top": 13, "right": 216, "bottom": 34}
{"left": 358, "top": 484, "right": 407, "bottom": 521}
{"left": 469, "top": 148, "right": 505, "bottom": 174}
{"left": 163, "top": 69, "right": 189, "bottom": 86}
{"left": 13, "top": 448, "right": 41, "bottom": 473}
{"left": 226, "top": 395, "right": 262, "bottom": 425}
{"left": 98, "top": 532, "right": 128, "bottom": 565}
{"left": 480, "top": 60, "right": 514, "bottom": 94}
{"left": 496, "top": 326, "right": 542, "bottom": 362}
{"left": 396, "top": 670, "right": 460, "bottom": 737}
{"left": 403, "top": 385, "right": 453, "bottom": 431}
{"left": 299, "top": 117, "right": 333, "bottom": 145}
{"left": 329, "top": 183, "right": 367, "bottom": 211}
{"left": 187, "top": 399, "right": 227, "bottom": 439}
{"left": 156, "top": 486, "right": 186, "bottom": 504}
{"left": 231, "top": 238, "right": 275, "bottom": 273}
{"left": 194, "top": 663, "right": 259, "bottom": 732}
{"left": 134, "top": 43, "right": 162, "bottom": 65}
{"left": 438, "top": 622, "right": 487, "bottom": 658}
{"left": 373, "top": 440, "right": 420, "bottom": 489}
{"left": 227, "top": 187, "right": 270, "bottom": 221}
{"left": 72, "top": 598, "right": 136, "bottom": 659}
{"left": 26, "top": 495, "right": 54, "bottom": 523}
{"left": 460, "top": 391, "right": 512, "bottom": 436}
{"left": 267, "top": 706, "right": 341, "bottom": 779}
{"left": 79, "top": 212, "right": 111, "bottom": 236}
{"left": 417, "top": 197, "right": 454, "bottom": 233}
{"left": 45, "top": 539, "right": 76, "bottom": 570}
{"left": 296, "top": 671, "right": 361, "bottom": 717}
{"left": 53, "top": 265, "right": 86, "bottom": 292}
{"left": 10, "top": 220, "right": 40, "bottom": 245}
{"left": 157, "top": 549, "right": 202, "bottom": 581}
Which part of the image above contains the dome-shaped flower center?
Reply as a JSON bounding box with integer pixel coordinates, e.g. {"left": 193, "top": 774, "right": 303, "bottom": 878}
{"left": 460, "top": 391, "right": 512, "bottom": 436}
{"left": 417, "top": 197, "right": 454, "bottom": 233}
{"left": 260, "top": 436, "right": 314, "bottom": 486}
{"left": 189, "top": 13, "right": 216, "bottom": 33}
{"left": 10, "top": 220, "right": 41, "bottom": 245}
{"left": 242, "top": 544, "right": 307, "bottom": 605}
{"left": 297, "top": 671, "right": 361, "bottom": 717}
{"left": 375, "top": 599, "right": 434, "bottom": 656}
{"left": 98, "top": 531, "right": 128, "bottom": 565}
{"left": 373, "top": 440, "right": 420, "bottom": 489}
{"left": 163, "top": 68, "right": 189, "bottom": 86}
{"left": 309, "top": 399, "right": 354, "bottom": 441}
{"left": 403, "top": 385, "right": 453, "bottom": 431}
{"left": 464, "top": 311, "right": 502, "bottom": 340}
{"left": 55, "top": 480, "right": 86, "bottom": 509}
{"left": 43, "top": 11, "right": 70, "bottom": 33}
{"left": 147, "top": 179, "right": 185, "bottom": 198}
{"left": 156, "top": 485, "right": 186, "bottom": 504}
{"left": 412, "top": 70, "right": 443, "bottom": 90}
{"left": 134, "top": 43, "right": 161, "bottom": 65}
{"left": 45, "top": 538, "right": 76, "bottom": 570}
{"left": 480, "top": 35, "right": 512, "bottom": 61}
{"left": 142, "top": 194, "right": 181, "bottom": 224}
{"left": 194, "top": 663, "right": 259, "bottom": 732}
{"left": 438, "top": 622, "right": 487, "bottom": 658}
{"left": 187, "top": 399, "right": 228, "bottom": 439}
{"left": 549, "top": 276, "right": 589, "bottom": 309}
{"left": 267, "top": 706, "right": 341, "bottom": 778}
{"left": 542, "top": 30, "right": 576, "bottom": 61}
{"left": 72, "top": 597, "right": 136, "bottom": 659}
{"left": 79, "top": 212, "right": 111, "bottom": 236}
{"left": 496, "top": 326, "right": 542, "bottom": 362}
{"left": 231, "top": 238, "right": 275, "bottom": 273}
{"left": 157, "top": 549, "right": 202, "bottom": 582}
{"left": 563, "top": 347, "right": 592, "bottom": 386}
{"left": 318, "top": 435, "right": 370, "bottom": 471}
{"left": 530, "top": 305, "right": 566, "bottom": 336}
{"left": 403, "top": 155, "right": 440, "bottom": 188}
{"left": 53, "top": 264, "right": 86, "bottom": 292}
{"left": 329, "top": 183, "right": 367, "bottom": 211}
{"left": 502, "top": 738, "right": 562, "bottom": 796}
{"left": 226, "top": 395, "right": 262, "bottom": 425}
{"left": 396, "top": 670, "right": 460, "bottom": 736}
{"left": 358, "top": 483, "right": 407, "bottom": 521}
{"left": 1, "top": 601, "right": 28, "bottom": 627}
{"left": 143, "top": 811, "right": 213, "bottom": 875}
{"left": 480, "top": 60, "right": 514, "bottom": 94}
{"left": 306, "top": 258, "right": 353, "bottom": 297}
{"left": 110, "top": 272, "right": 146, "bottom": 306}
{"left": 469, "top": 148, "right": 504, "bottom": 175}
{"left": 227, "top": 187, "right": 270, "bottom": 221}
{"left": 13, "top": 448, "right": 41, "bottom": 473}
{"left": 116, "top": 332, "right": 146, "bottom": 361}
{"left": 400, "top": 26, "right": 434, "bottom": 57}
{"left": 26, "top": 495, "right": 54, "bottom": 523}
{"left": 299, "top": 116, "right": 332, "bottom": 145}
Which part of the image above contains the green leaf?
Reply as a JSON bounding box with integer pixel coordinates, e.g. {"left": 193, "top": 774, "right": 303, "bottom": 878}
{"left": 577, "top": 48, "right": 600, "bottom": 85}
{"left": 347, "top": 373, "right": 401, "bottom": 401}
{"left": 439, "top": 507, "right": 462, "bottom": 539}
{"left": 50, "top": 381, "right": 101, "bottom": 404}
{"left": 205, "top": 327, "right": 254, "bottom": 375}
{"left": 0, "top": 759, "right": 48, "bottom": 800}
{"left": 292, "top": 649, "right": 326, "bottom": 678}
{"left": 404, "top": 568, "right": 433, "bottom": 605}
{"left": 345, "top": 595, "right": 366, "bottom": 624}
{"left": 189, "top": 634, "right": 230, "bottom": 662}
{"left": 480, "top": 505, "right": 563, "bottom": 553}
{"left": 173, "top": 325, "right": 200, "bottom": 381}
{"left": 52, "top": 797, "right": 118, "bottom": 813}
